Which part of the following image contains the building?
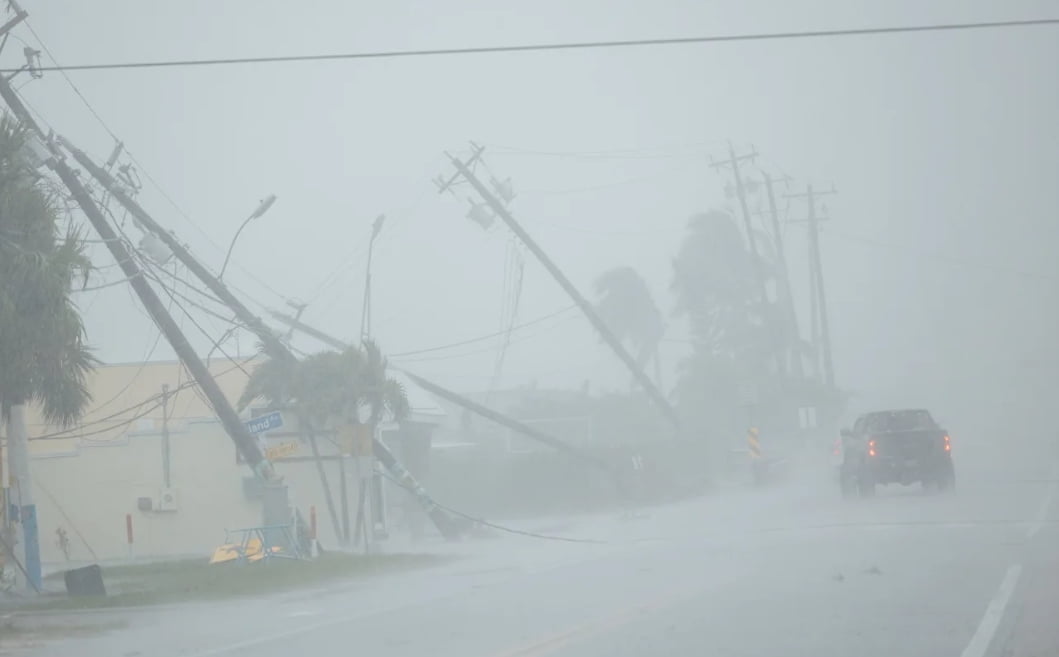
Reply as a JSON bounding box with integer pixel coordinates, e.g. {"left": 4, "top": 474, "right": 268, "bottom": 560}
{"left": 1, "top": 358, "right": 445, "bottom": 570}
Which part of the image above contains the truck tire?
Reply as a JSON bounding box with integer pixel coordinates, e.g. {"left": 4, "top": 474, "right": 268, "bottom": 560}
{"left": 938, "top": 462, "right": 956, "bottom": 493}
{"left": 840, "top": 470, "right": 857, "bottom": 499}
{"left": 858, "top": 472, "right": 876, "bottom": 498}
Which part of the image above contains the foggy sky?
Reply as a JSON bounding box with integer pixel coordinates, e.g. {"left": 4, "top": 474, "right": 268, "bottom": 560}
{"left": 12, "top": 0, "right": 1058, "bottom": 430}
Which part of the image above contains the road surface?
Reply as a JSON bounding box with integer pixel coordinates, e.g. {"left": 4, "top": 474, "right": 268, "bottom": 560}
{"left": 7, "top": 438, "right": 1057, "bottom": 657}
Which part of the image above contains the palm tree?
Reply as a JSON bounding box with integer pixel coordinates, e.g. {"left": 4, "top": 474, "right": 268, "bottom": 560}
{"left": 0, "top": 113, "right": 95, "bottom": 590}
{"left": 237, "top": 339, "right": 409, "bottom": 544}
{"left": 594, "top": 266, "right": 665, "bottom": 386}
{"left": 239, "top": 341, "right": 409, "bottom": 428}
{"left": 670, "top": 210, "right": 780, "bottom": 362}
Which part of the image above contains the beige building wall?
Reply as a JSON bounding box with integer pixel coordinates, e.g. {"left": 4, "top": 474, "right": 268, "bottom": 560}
{"left": 16, "top": 359, "right": 370, "bottom": 568}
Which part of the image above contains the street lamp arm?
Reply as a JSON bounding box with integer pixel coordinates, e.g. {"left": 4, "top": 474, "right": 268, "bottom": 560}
{"left": 219, "top": 213, "right": 255, "bottom": 280}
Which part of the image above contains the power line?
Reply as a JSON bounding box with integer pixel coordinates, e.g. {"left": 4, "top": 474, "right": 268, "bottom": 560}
{"left": 388, "top": 305, "right": 576, "bottom": 358}
{"left": 487, "top": 141, "right": 723, "bottom": 160}
{"left": 825, "top": 229, "right": 1058, "bottom": 283}
{"left": 4, "top": 18, "right": 1055, "bottom": 74}
{"left": 378, "top": 471, "right": 607, "bottom": 544}
{"left": 30, "top": 397, "right": 162, "bottom": 441}
{"left": 73, "top": 272, "right": 143, "bottom": 292}
{"left": 23, "top": 19, "right": 118, "bottom": 140}
{"left": 29, "top": 356, "right": 255, "bottom": 441}
{"left": 17, "top": 20, "right": 291, "bottom": 309}
{"left": 391, "top": 312, "right": 579, "bottom": 363}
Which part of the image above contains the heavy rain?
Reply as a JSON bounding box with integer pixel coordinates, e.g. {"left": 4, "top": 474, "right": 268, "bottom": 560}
{"left": 0, "top": 2, "right": 1057, "bottom": 656}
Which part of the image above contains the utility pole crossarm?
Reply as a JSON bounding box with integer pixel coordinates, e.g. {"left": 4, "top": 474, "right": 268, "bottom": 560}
{"left": 434, "top": 143, "right": 485, "bottom": 195}
{"left": 708, "top": 147, "right": 759, "bottom": 170}
{"left": 447, "top": 154, "right": 681, "bottom": 432}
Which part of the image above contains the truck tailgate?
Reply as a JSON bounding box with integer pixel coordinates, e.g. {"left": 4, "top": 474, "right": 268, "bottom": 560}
{"left": 874, "top": 430, "right": 944, "bottom": 461}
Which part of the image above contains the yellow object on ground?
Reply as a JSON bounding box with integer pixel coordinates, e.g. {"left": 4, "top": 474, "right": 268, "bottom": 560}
{"left": 209, "top": 544, "right": 242, "bottom": 565}
{"left": 209, "top": 535, "right": 285, "bottom": 564}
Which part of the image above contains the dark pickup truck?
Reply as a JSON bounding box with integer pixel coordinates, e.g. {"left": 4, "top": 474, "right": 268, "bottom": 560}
{"left": 838, "top": 409, "right": 955, "bottom": 498}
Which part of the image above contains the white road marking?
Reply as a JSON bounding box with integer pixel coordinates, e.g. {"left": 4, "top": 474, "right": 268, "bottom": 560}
{"left": 959, "top": 564, "right": 1022, "bottom": 657}
{"left": 1025, "top": 463, "right": 1058, "bottom": 540}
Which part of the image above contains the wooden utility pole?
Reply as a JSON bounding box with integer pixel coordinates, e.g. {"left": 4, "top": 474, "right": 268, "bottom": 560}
{"left": 710, "top": 142, "right": 769, "bottom": 305}
{"left": 788, "top": 184, "right": 837, "bottom": 388}
{"left": 760, "top": 172, "right": 803, "bottom": 378}
{"left": 711, "top": 143, "right": 787, "bottom": 377}
{"left": 0, "top": 76, "right": 275, "bottom": 479}
{"left": 268, "top": 312, "right": 622, "bottom": 484}
{"left": 442, "top": 150, "right": 681, "bottom": 431}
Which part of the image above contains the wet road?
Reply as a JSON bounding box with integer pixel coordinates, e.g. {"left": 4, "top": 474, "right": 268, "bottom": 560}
{"left": 16, "top": 439, "right": 1059, "bottom": 657}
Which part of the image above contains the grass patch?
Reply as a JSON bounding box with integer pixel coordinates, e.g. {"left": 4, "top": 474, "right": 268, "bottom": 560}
{"left": 0, "top": 616, "right": 127, "bottom": 644}
{"left": 24, "top": 552, "right": 446, "bottom": 611}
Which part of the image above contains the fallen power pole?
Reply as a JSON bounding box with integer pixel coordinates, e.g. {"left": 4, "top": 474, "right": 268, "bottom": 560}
{"left": 0, "top": 76, "right": 274, "bottom": 479}
{"left": 62, "top": 142, "right": 461, "bottom": 541}
{"left": 269, "top": 312, "right": 620, "bottom": 483}
{"left": 397, "top": 371, "right": 617, "bottom": 478}
{"left": 440, "top": 148, "right": 681, "bottom": 432}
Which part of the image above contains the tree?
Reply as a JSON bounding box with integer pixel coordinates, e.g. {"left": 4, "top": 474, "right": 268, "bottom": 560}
{"left": 238, "top": 340, "right": 409, "bottom": 428}
{"left": 237, "top": 340, "right": 409, "bottom": 543}
{"left": 0, "top": 115, "right": 95, "bottom": 424}
{"left": 669, "top": 210, "right": 792, "bottom": 469}
{"left": 0, "top": 113, "right": 95, "bottom": 591}
{"left": 670, "top": 210, "right": 778, "bottom": 362}
{"left": 594, "top": 266, "right": 665, "bottom": 385}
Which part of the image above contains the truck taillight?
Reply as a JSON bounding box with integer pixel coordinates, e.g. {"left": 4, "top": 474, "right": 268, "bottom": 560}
{"left": 943, "top": 434, "right": 951, "bottom": 452}
{"left": 868, "top": 439, "right": 877, "bottom": 458}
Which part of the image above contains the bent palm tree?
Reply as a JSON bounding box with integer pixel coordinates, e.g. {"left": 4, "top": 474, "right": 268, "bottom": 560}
{"left": 594, "top": 266, "right": 665, "bottom": 386}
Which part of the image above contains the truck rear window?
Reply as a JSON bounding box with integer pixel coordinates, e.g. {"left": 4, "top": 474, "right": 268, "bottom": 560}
{"left": 862, "top": 410, "right": 936, "bottom": 433}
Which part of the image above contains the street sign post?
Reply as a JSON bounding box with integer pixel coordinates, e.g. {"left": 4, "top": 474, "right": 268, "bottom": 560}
{"left": 245, "top": 411, "right": 284, "bottom": 436}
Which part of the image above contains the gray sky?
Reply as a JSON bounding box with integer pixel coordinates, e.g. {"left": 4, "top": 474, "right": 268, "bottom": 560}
{"left": 11, "top": 0, "right": 1058, "bottom": 426}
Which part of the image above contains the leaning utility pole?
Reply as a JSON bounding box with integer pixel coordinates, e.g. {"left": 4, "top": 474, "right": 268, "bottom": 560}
{"left": 61, "top": 142, "right": 460, "bottom": 541}
{"left": 711, "top": 143, "right": 786, "bottom": 376}
{"left": 269, "top": 312, "right": 623, "bottom": 487}
{"left": 710, "top": 142, "right": 769, "bottom": 305}
{"left": 760, "top": 171, "right": 804, "bottom": 379}
{"left": 439, "top": 147, "right": 680, "bottom": 431}
{"left": 788, "top": 184, "right": 837, "bottom": 388}
{"left": 0, "top": 77, "right": 275, "bottom": 477}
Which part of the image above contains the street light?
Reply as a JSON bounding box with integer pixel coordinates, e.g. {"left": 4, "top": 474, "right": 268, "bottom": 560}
{"left": 359, "top": 214, "right": 386, "bottom": 342}
{"left": 219, "top": 194, "right": 276, "bottom": 280}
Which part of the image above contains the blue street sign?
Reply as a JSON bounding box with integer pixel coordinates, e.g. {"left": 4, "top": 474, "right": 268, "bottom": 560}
{"left": 245, "top": 411, "right": 284, "bottom": 435}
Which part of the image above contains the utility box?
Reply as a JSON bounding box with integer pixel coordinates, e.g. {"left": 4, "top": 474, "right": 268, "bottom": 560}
{"left": 63, "top": 564, "right": 106, "bottom": 597}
